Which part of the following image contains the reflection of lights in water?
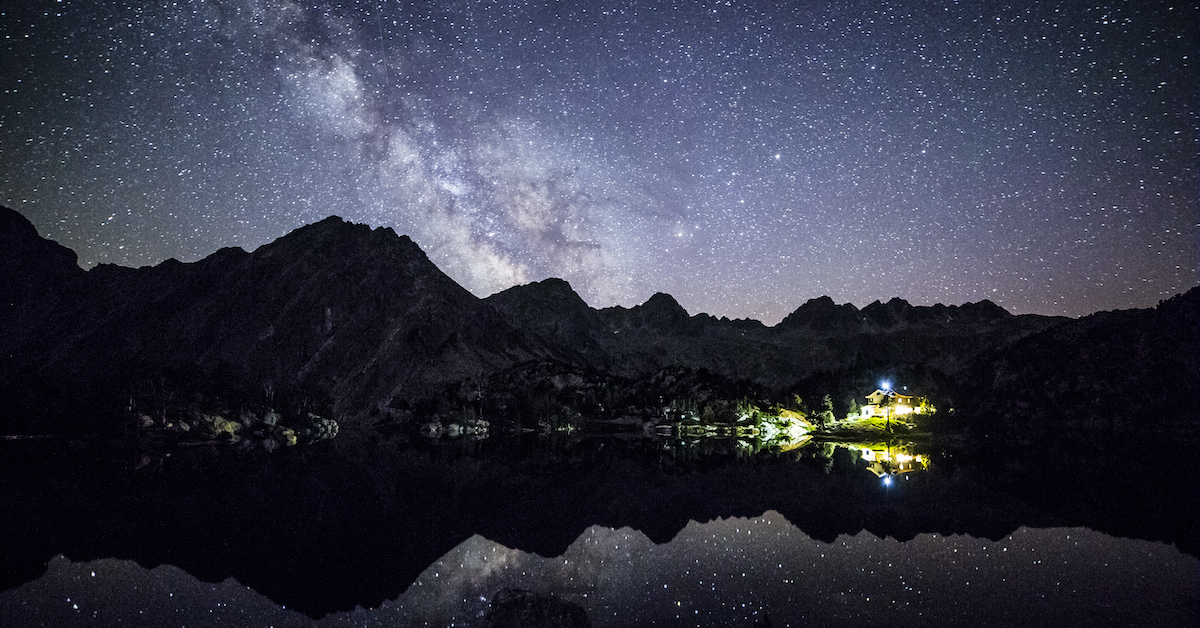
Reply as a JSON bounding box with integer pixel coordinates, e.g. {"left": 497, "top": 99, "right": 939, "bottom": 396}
{"left": 849, "top": 443, "right": 927, "bottom": 479}
{"left": 882, "top": 475, "right": 893, "bottom": 486}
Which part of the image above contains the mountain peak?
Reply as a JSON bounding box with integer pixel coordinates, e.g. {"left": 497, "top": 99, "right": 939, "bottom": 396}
{"left": 487, "top": 277, "right": 592, "bottom": 314}
{"left": 253, "top": 216, "right": 425, "bottom": 269}
{"left": 484, "top": 277, "right": 608, "bottom": 364}
{"left": 861, "top": 298, "right": 914, "bottom": 327}
{"left": 957, "top": 299, "right": 1012, "bottom": 321}
{"left": 777, "top": 296, "right": 862, "bottom": 331}
{"left": 528, "top": 277, "right": 585, "bottom": 300}
{"left": 1, "top": 206, "right": 84, "bottom": 311}
{"left": 622, "top": 292, "right": 689, "bottom": 330}
{"left": 641, "top": 292, "right": 685, "bottom": 313}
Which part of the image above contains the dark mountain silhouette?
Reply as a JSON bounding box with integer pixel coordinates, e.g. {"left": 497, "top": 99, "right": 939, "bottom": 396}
{"left": 779, "top": 294, "right": 1013, "bottom": 332}
{"left": 607, "top": 292, "right": 694, "bottom": 331}
{"left": 777, "top": 296, "right": 865, "bottom": 331}
{"left": 955, "top": 288, "right": 1200, "bottom": 441}
{"left": 2, "top": 205, "right": 1194, "bottom": 440}
{"left": 0, "top": 209, "right": 562, "bottom": 431}
{"left": 577, "top": 292, "right": 1056, "bottom": 403}
{"left": 1, "top": 207, "right": 85, "bottom": 317}
{"left": 485, "top": 277, "right": 612, "bottom": 369}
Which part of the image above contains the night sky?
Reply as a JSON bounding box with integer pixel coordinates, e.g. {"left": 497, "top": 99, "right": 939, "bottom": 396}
{"left": 2, "top": 0, "right": 1195, "bottom": 324}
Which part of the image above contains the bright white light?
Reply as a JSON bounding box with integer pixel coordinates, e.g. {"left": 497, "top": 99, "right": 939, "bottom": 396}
{"left": 882, "top": 476, "right": 893, "bottom": 486}
{"left": 882, "top": 380, "right": 891, "bottom": 390}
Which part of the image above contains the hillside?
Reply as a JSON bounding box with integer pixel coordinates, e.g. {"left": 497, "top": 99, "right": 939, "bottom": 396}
{"left": 0, "top": 209, "right": 561, "bottom": 431}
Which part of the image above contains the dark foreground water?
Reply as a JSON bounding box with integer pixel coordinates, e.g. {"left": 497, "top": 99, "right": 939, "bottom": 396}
{"left": 0, "top": 426, "right": 1196, "bottom": 627}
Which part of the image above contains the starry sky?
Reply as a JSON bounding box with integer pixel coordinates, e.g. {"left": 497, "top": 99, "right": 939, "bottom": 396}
{"left": 2, "top": 0, "right": 1195, "bottom": 324}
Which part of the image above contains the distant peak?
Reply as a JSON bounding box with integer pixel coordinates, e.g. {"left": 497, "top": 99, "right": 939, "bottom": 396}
{"left": 293, "top": 216, "right": 407, "bottom": 239}
{"left": 535, "top": 277, "right": 577, "bottom": 293}
{"left": 1, "top": 206, "right": 85, "bottom": 309}
{"left": 269, "top": 216, "right": 412, "bottom": 246}
{"left": 1, "top": 205, "right": 40, "bottom": 238}
{"left": 778, "top": 295, "right": 862, "bottom": 330}
{"left": 793, "top": 295, "right": 859, "bottom": 312}
{"left": 624, "top": 292, "right": 691, "bottom": 329}
{"left": 484, "top": 277, "right": 594, "bottom": 318}
{"left": 489, "top": 277, "right": 581, "bottom": 300}
{"left": 956, "top": 299, "right": 1012, "bottom": 320}
{"left": 861, "top": 297, "right": 912, "bottom": 313}
{"left": 642, "top": 292, "right": 686, "bottom": 313}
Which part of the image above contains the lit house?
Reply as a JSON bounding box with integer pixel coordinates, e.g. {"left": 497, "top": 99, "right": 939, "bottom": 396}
{"left": 859, "top": 387, "right": 930, "bottom": 419}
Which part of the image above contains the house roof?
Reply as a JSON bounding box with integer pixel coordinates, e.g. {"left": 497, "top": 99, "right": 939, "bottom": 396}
{"left": 866, "top": 389, "right": 916, "bottom": 403}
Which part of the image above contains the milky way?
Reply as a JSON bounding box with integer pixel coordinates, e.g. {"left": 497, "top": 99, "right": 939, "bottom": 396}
{"left": 2, "top": 0, "right": 1195, "bottom": 323}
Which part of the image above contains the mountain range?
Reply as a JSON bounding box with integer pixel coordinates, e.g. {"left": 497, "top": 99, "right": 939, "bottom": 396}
{"left": 2, "top": 206, "right": 1196, "bottom": 440}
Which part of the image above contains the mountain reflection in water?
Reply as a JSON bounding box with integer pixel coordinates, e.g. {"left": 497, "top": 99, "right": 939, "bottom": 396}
{"left": 0, "top": 427, "right": 1196, "bottom": 627}
{"left": 6, "top": 517, "right": 1195, "bottom": 627}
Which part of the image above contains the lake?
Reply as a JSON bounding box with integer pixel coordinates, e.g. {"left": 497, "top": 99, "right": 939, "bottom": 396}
{"left": 1, "top": 424, "right": 1196, "bottom": 627}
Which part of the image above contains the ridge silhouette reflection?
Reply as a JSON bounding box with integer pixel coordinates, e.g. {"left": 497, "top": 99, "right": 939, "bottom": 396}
{"left": 0, "top": 423, "right": 1195, "bottom": 625}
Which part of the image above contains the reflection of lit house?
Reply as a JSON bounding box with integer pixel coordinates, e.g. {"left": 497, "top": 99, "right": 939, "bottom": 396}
{"left": 859, "top": 388, "right": 930, "bottom": 419}
{"left": 853, "top": 444, "right": 927, "bottom": 478}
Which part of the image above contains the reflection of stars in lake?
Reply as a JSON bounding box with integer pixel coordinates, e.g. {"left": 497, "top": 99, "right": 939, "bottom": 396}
{"left": 3, "top": 1, "right": 1196, "bottom": 323}
{"left": 5, "top": 513, "right": 1196, "bottom": 626}
{"left": 0, "top": 556, "right": 313, "bottom": 627}
{"left": 376, "top": 512, "right": 1199, "bottom": 626}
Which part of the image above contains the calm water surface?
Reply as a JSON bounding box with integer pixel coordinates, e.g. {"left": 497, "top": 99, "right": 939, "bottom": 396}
{"left": 1, "top": 425, "right": 1196, "bottom": 627}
